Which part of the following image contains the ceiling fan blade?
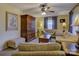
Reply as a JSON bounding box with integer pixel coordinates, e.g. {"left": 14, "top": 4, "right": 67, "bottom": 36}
{"left": 49, "top": 11, "right": 55, "bottom": 13}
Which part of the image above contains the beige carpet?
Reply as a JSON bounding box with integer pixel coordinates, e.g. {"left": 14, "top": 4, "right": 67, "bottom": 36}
{"left": 0, "top": 49, "right": 18, "bottom": 56}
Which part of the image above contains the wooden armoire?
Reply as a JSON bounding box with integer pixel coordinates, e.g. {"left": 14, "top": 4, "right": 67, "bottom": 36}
{"left": 21, "top": 15, "right": 35, "bottom": 42}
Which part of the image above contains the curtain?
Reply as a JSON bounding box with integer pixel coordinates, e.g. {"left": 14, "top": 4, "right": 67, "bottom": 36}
{"left": 52, "top": 17, "right": 57, "bottom": 29}
{"left": 69, "top": 11, "right": 73, "bottom": 33}
{"left": 44, "top": 17, "right": 48, "bottom": 29}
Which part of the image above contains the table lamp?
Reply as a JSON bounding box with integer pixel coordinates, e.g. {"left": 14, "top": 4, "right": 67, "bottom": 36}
{"left": 62, "top": 22, "right": 67, "bottom": 32}
{"left": 73, "top": 15, "right": 79, "bottom": 49}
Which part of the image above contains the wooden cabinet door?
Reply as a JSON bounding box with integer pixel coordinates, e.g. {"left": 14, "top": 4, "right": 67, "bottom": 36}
{"left": 21, "top": 15, "right": 27, "bottom": 41}
{"left": 21, "top": 15, "right": 35, "bottom": 42}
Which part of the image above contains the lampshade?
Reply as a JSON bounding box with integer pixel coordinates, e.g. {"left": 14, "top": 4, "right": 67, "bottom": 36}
{"left": 40, "top": 23, "right": 43, "bottom": 27}
{"left": 62, "top": 22, "right": 66, "bottom": 28}
{"left": 74, "top": 15, "right": 79, "bottom": 26}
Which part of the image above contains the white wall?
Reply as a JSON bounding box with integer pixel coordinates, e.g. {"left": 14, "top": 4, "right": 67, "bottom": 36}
{"left": 57, "top": 15, "right": 69, "bottom": 32}
{"left": 0, "top": 4, "right": 22, "bottom": 51}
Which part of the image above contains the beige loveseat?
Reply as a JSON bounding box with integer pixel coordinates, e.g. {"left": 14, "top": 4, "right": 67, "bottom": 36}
{"left": 13, "top": 43, "right": 65, "bottom": 56}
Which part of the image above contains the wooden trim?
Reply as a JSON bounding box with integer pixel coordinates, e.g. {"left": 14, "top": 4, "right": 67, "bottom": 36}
{"left": 6, "top": 12, "right": 8, "bottom": 31}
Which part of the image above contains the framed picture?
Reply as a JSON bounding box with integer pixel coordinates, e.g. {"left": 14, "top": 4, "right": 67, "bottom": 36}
{"left": 6, "top": 12, "right": 18, "bottom": 31}
{"left": 60, "top": 19, "right": 65, "bottom": 23}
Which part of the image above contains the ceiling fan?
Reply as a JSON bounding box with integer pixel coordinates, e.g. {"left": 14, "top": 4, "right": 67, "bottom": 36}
{"left": 40, "top": 3, "right": 55, "bottom": 15}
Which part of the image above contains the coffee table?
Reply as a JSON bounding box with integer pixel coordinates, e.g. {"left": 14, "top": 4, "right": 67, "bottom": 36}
{"left": 39, "top": 33, "right": 51, "bottom": 43}
{"left": 62, "top": 42, "right": 79, "bottom": 56}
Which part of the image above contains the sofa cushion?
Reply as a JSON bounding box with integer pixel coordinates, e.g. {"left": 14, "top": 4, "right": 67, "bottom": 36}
{"left": 18, "top": 43, "right": 61, "bottom": 51}
{"left": 18, "top": 44, "right": 37, "bottom": 51}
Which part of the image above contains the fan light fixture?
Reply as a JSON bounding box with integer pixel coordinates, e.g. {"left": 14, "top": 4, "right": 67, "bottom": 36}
{"left": 42, "top": 12, "right": 46, "bottom": 15}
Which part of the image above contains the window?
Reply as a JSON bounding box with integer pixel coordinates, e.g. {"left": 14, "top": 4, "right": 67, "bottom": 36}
{"left": 47, "top": 19, "right": 55, "bottom": 29}
{"left": 44, "top": 17, "right": 57, "bottom": 29}
{"left": 72, "top": 15, "right": 78, "bottom": 35}
{"left": 47, "top": 19, "right": 52, "bottom": 29}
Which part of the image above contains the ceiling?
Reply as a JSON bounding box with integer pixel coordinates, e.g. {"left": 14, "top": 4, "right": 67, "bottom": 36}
{"left": 9, "top": 3, "right": 77, "bottom": 17}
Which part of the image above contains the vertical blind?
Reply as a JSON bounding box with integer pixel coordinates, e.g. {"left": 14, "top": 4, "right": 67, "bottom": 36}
{"left": 47, "top": 18, "right": 53, "bottom": 29}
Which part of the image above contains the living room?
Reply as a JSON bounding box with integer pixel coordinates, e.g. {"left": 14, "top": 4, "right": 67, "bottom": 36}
{"left": 0, "top": 3, "right": 79, "bottom": 56}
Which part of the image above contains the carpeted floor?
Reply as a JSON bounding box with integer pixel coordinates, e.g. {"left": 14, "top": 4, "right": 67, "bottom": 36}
{"left": 0, "top": 49, "right": 18, "bottom": 56}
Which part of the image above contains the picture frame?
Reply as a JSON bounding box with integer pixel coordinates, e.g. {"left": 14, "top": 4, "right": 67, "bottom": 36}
{"left": 6, "top": 12, "right": 18, "bottom": 31}
{"left": 60, "top": 19, "right": 65, "bottom": 23}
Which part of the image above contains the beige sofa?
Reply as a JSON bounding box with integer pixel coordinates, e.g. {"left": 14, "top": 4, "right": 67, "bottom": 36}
{"left": 13, "top": 43, "right": 65, "bottom": 56}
